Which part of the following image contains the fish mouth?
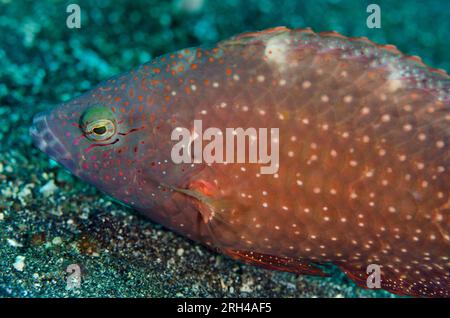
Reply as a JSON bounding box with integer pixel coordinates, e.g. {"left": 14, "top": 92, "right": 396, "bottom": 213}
{"left": 30, "top": 111, "right": 76, "bottom": 172}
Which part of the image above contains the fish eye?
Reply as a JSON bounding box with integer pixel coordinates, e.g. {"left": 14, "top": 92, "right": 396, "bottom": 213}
{"left": 93, "top": 125, "right": 107, "bottom": 135}
{"left": 86, "top": 119, "right": 115, "bottom": 141}
{"left": 80, "top": 106, "right": 117, "bottom": 142}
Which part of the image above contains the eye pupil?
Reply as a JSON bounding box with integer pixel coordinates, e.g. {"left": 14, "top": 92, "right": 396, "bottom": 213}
{"left": 93, "top": 126, "right": 107, "bottom": 135}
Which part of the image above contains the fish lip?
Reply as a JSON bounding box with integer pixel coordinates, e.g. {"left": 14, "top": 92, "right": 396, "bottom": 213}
{"left": 30, "top": 111, "right": 76, "bottom": 172}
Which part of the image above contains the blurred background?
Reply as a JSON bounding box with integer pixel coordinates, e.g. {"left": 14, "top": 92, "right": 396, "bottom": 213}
{"left": 0, "top": 0, "right": 448, "bottom": 297}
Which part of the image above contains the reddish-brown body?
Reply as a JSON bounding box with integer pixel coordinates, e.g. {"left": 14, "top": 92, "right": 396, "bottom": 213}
{"left": 31, "top": 28, "right": 449, "bottom": 297}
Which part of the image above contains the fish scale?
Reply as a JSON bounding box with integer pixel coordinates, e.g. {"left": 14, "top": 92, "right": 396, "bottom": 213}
{"left": 30, "top": 27, "right": 449, "bottom": 297}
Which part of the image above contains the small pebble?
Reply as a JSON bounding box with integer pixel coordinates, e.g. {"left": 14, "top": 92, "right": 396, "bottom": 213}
{"left": 52, "top": 237, "right": 62, "bottom": 245}
{"left": 39, "top": 180, "right": 57, "bottom": 197}
{"left": 13, "top": 255, "right": 26, "bottom": 271}
{"left": 240, "top": 279, "right": 254, "bottom": 293}
{"left": 18, "top": 184, "right": 32, "bottom": 200}
{"left": 176, "top": 248, "right": 184, "bottom": 256}
{"left": 7, "top": 238, "right": 23, "bottom": 247}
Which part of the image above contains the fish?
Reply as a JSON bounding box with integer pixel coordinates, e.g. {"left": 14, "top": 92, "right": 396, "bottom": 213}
{"left": 30, "top": 27, "right": 449, "bottom": 297}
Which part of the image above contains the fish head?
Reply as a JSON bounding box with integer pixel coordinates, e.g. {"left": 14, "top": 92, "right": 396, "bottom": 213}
{"left": 29, "top": 86, "right": 152, "bottom": 197}
{"left": 29, "top": 97, "right": 102, "bottom": 176}
{"left": 30, "top": 75, "right": 204, "bottom": 222}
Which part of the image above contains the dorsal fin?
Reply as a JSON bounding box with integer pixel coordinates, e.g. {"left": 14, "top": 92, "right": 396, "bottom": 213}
{"left": 218, "top": 27, "right": 449, "bottom": 81}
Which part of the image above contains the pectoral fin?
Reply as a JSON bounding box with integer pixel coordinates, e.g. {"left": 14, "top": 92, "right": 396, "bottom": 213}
{"left": 163, "top": 179, "right": 228, "bottom": 224}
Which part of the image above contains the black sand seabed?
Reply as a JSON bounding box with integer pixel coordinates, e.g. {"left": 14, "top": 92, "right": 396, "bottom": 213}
{"left": 1, "top": 0, "right": 448, "bottom": 297}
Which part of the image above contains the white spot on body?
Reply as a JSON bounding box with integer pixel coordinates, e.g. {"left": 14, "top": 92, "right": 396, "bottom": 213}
{"left": 302, "top": 81, "right": 311, "bottom": 89}
{"left": 264, "top": 35, "right": 290, "bottom": 69}
{"left": 343, "top": 95, "right": 353, "bottom": 103}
